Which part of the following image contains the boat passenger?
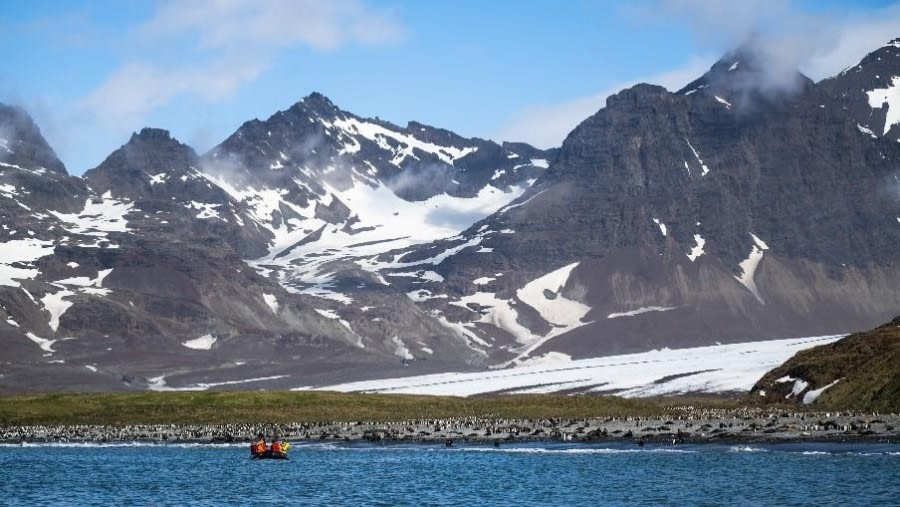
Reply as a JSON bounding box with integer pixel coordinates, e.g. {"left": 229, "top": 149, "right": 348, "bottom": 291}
{"left": 251, "top": 434, "right": 267, "bottom": 457}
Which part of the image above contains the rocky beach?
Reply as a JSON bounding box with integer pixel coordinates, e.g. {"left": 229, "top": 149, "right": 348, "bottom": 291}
{"left": 4, "top": 408, "right": 899, "bottom": 446}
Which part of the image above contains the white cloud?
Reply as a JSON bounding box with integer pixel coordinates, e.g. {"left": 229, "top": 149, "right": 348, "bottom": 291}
{"left": 493, "top": 1, "right": 900, "bottom": 149}
{"left": 79, "top": 57, "right": 267, "bottom": 133}
{"left": 803, "top": 5, "right": 900, "bottom": 79}
{"left": 78, "top": 0, "right": 404, "bottom": 137}
{"left": 140, "top": 0, "right": 405, "bottom": 52}
{"left": 657, "top": 0, "right": 900, "bottom": 81}
{"left": 491, "top": 56, "right": 714, "bottom": 149}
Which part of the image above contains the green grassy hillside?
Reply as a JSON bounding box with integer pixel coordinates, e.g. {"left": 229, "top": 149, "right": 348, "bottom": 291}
{"left": 753, "top": 316, "right": 900, "bottom": 411}
{"left": 0, "top": 391, "right": 714, "bottom": 426}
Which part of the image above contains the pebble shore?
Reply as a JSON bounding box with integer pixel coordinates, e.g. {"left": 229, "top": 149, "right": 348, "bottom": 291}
{"left": 3, "top": 408, "right": 899, "bottom": 445}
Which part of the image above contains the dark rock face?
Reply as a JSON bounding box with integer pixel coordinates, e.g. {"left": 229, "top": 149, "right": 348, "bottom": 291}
{"left": 819, "top": 38, "right": 900, "bottom": 142}
{"left": 0, "top": 104, "right": 66, "bottom": 175}
{"left": 384, "top": 40, "right": 900, "bottom": 363}
{"left": 0, "top": 94, "right": 550, "bottom": 392}
{"left": 3, "top": 38, "right": 900, "bottom": 393}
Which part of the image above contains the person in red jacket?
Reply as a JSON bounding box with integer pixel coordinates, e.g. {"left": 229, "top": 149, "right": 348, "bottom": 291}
{"left": 269, "top": 437, "right": 290, "bottom": 458}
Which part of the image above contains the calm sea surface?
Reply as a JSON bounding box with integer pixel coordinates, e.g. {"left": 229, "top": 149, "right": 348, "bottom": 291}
{"left": 1, "top": 442, "right": 898, "bottom": 506}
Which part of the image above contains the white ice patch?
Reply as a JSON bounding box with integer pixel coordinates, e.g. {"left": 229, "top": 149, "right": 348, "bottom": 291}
{"left": 530, "top": 158, "right": 549, "bottom": 168}
{"left": 0, "top": 238, "right": 55, "bottom": 287}
{"left": 262, "top": 293, "right": 279, "bottom": 314}
{"left": 802, "top": 379, "right": 842, "bottom": 404}
{"left": 148, "top": 173, "right": 168, "bottom": 185}
{"left": 149, "top": 374, "right": 289, "bottom": 391}
{"left": 40, "top": 289, "right": 75, "bottom": 332}
{"left": 714, "top": 96, "right": 732, "bottom": 109}
{"left": 687, "top": 233, "right": 706, "bottom": 262}
{"left": 50, "top": 193, "right": 133, "bottom": 237}
{"left": 314, "top": 308, "right": 359, "bottom": 345}
{"left": 499, "top": 189, "right": 547, "bottom": 215}
{"left": 607, "top": 306, "right": 675, "bottom": 319}
{"left": 508, "top": 262, "right": 592, "bottom": 361}
{"left": 866, "top": 76, "right": 900, "bottom": 135}
{"left": 786, "top": 379, "right": 809, "bottom": 399}
{"left": 473, "top": 276, "right": 495, "bottom": 285}
{"left": 390, "top": 336, "right": 414, "bottom": 360}
{"left": 54, "top": 269, "right": 112, "bottom": 289}
{"left": 451, "top": 292, "right": 535, "bottom": 345}
{"left": 301, "top": 335, "right": 844, "bottom": 397}
{"left": 652, "top": 218, "right": 667, "bottom": 237}
{"left": 26, "top": 332, "right": 56, "bottom": 353}
{"left": 186, "top": 201, "right": 224, "bottom": 221}
{"left": 182, "top": 334, "right": 217, "bottom": 350}
{"left": 728, "top": 61, "right": 739, "bottom": 71}
{"left": 235, "top": 172, "right": 528, "bottom": 300}
{"left": 685, "top": 139, "right": 710, "bottom": 176}
{"left": 85, "top": 365, "right": 98, "bottom": 372}
{"left": 857, "top": 124, "right": 878, "bottom": 138}
{"left": 735, "top": 233, "right": 769, "bottom": 304}
{"left": 331, "top": 116, "right": 476, "bottom": 166}
{"left": 512, "top": 351, "right": 572, "bottom": 368}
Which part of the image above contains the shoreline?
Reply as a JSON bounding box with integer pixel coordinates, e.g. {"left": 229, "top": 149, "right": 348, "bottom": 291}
{"left": 4, "top": 411, "right": 899, "bottom": 446}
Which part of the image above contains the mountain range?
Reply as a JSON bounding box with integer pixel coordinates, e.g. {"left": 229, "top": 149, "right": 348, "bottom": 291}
{"left": 1, "top": 38, "right": 899, "bottom": 393}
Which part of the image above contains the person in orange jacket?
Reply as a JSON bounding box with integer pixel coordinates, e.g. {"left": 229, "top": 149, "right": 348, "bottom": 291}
{"left": 250, "top": 434, "right": 266, "bottom": 457}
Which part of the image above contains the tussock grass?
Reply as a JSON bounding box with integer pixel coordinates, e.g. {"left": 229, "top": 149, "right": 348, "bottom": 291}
{"left": 0, "top": 391, "right": 717, "bottom": 426}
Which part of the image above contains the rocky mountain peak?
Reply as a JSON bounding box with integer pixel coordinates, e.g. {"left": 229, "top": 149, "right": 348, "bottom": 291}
{"left": 0, "top": 102, "right": 67, "bottom": 174}
{"left": 83, "top": 128, "right": 199, "bottom": 198}
{"left": 819, "top": 36, "right": 900, "bottom": 141}
{"left": 131, "top": 127, "right": 175, "bottom": 142}
{"left": 120, "top": 127, "right": 195, "bottom": 157}
{"left": 678, "top": 43, "right": 812, "bottom": 105}
{"left": 290, "top": 91, "right": 340, "bottom": 118}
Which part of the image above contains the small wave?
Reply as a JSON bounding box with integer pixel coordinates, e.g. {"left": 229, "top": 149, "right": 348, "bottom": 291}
{"left": 729, "top": 446, "right": 768, "bottom": 453}
{"left": 455, "top": 447, "right": 697, "bottom": 455}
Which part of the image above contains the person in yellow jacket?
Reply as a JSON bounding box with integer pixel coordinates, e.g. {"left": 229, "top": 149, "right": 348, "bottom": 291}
{"left": 269, "top": 438, "right": 291, "bottom": 458}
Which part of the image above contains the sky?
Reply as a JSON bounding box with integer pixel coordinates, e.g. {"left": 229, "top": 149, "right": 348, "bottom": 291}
{"left": 1, "top": 0, "right": 899, "bottom": 174}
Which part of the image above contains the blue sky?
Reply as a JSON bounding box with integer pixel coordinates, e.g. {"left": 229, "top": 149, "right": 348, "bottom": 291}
{"left": 2, "top": 0, "right": 899, "bottom": 174}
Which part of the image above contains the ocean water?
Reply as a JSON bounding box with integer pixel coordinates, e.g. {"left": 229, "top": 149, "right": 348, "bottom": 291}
{"left": 1, "top": 442, "right": 899, "bottom": 506}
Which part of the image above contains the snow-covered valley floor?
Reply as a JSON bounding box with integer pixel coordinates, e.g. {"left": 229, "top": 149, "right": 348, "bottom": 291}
{"left": 295, "top": 335, "right": 843, "bottom": 397}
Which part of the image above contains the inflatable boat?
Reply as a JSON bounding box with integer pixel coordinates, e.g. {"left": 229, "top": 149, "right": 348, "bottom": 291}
{"left": 251, "top": 450, "right": 289, "bottom": 460}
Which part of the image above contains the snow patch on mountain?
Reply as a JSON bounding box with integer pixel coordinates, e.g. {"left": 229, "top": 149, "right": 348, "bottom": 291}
{"left": 40, "top": 288, "right": 74, "bottom": 332}
{"left": 262, "top": 293, "right": 279, "bottom": 314}
{"left": 652, "top": 218, "right": 667, "bottom": 237}
{"left": 685, "top": 138, "right": 710, "bottom": 176}
{"left": 390, "top": 336, "right": 413, "bottom": 360}
{"left": 182, "top": 334, "right": 217, "bottom": 350}
{"left": 802, "top": 379, "right": 842, "bottom": 404}
{"left": 50, "top": 192, "right": 134, "bottom": 237}
{"left": 687, "top": 233, "right": 706, "bottom": 261}
{"left": 735, "top": 233, "right": 770, "bottom": 304}
{"left": 516, "top": 262, "right": 590, "bottom": 334}
{"left": 866, "top": 76, "right": 900, "bottom": 134}
{"left": 26, "top": 332, "right": 56, "bottom": 353}
{"left": 0, "top": 238, "right": 55, "bottom": 287}
{"left": 330, "top": 116, "right": 476, "bottom": 166}
{"left": 53, "top": 268, "right": 113, "bottom": 297}
{"left": 607, "top": 306, "right": 676, "bottom": 319}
